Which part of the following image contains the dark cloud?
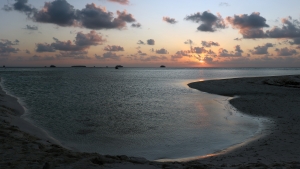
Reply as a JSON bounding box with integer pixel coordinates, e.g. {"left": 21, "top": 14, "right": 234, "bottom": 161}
{"left": 218, "top": 45, "right": 244, "bottom": 57}
{"left": 226, "top": 12, "right": 269, "bottom": 29}
{"left": 74, "top": 31, "right": 106, "bottom": 47}
{"left": 24, "top": 25, "right": 38, "bottom": 30}
{"left": 25, "top": 49, "right": 30, "bottom": 54}
{"left": 265, "top": 17, "right": 300, "bottom": 38}
{"left": 79, "top": 4, "right": 135, "bottom": 29}
{"left": 184, "top": 39, "right": 194, "bottom": 45}
{"left": 0, "top": 39, "right": 20, "bottom": 56}
{"left": 51, "top": 38, "right": 80, "bottom": 51}
{"left": 34, "top": 0, "right": 78, "bottom": 26}
{"left": 108, "top": 0, "right": 129, "bottom": 5}
{"left": 275, "top": 47, "right": 298, "bottom": 56}
{"left": 156, "top": 48, "right": 168, "bottom": 54}
{"left": 57, "top": 31, "right": 105, "bottom": 51}
{"left": 289, "top": 38, "right": 300, "bottom": 45}
{"left": 137, "top": 40, "right": 145, "bottom": 45}
{"left": 95, "top": 52, "right": 121, "bottom": 60}
{"left": 140, "top": 55, "right": 168, "bottom": 62}
{"left": 5, "top": 0, "right": 136, "bottom": 30}
{"left": 201, "top": 41, "right": 220, "bottom": 47}
{"left": 104, "top": 45, "right": 124, "bottom": 51}
{"left": 226, "top": 12, "right": 269, "bottom": 38}
{"left": 36, "top": 43, "right": 55, "bottom": 52}
{"left": 250, "top": 43, "right": 273, "bottom": 55}
{"left": 131, "top": 23, "right": 141, "bottom": 28}
{"left": 193, "top": 47, "right": 207, "bottom": 54}
{"left": 185, "top": 11, "right": 225, "bottom": 32}
{"left": 11, "top": 0, "right": 37, "bottom": 17}
{"left": 147, "top": 39, "right": 155, "bottom": 45}
{"left": 163, "top": 17, "right": 177, "bottom": 24}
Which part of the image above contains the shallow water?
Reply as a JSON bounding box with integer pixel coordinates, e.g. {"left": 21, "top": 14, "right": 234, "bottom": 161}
{"left": 1, "top": 67, "right": 300, "bottom": 160}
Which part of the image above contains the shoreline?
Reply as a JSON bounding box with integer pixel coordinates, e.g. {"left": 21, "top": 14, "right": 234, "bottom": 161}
{"left": 1, "top": 75, "right": 300, "bottom": 168}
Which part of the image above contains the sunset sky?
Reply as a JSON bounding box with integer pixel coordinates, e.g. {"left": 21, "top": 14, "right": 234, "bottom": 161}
{"left": 1, "top": 0, "right": 300, "bottom": 67}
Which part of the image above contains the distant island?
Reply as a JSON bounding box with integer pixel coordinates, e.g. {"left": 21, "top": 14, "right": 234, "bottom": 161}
{"left": 115, "top": 65, "right": 123, "bottom": 69}
{"left": 71, "top": 65, "right": 86, "bottom": 67}
{"left": 160, "top": 65, "right": 166, "bottom": 68}
{"left": 50, "top": 65, "right": 56, "bottom": 68}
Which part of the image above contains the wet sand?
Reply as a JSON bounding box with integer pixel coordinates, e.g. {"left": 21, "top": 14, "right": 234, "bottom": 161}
{"left": 1, "top": 75, "right": 300, "bottom": 168}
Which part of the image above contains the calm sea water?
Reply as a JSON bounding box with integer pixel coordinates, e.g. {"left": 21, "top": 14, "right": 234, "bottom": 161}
{"left": 1, "top": 67, "right": 300, "bottom": 160}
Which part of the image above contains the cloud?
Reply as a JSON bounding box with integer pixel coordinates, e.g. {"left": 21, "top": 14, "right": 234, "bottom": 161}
{"left": 203, "top": 56, "right": 214, "bottom": 63}
{"left": 250, "top": 43, "right": 274, "bottom": 55}
{"left": 163, "top": 17, "right": 177, "bottom": 24}
{"left": 2, "top": 5, "right": 13, "bottom": 11}
{"left": 56, "top": 51, "right": 90, "bottom": 59}
{"left": 171, "top": 50, "right": 191, "bottom": 61}
{"left": 140, "top": 55, "right": 168, "bottom": 62}
{"left": 184, "top": 39, "right": 194, "bottom": 45}
{"left": 156, "top": 48, "right": 168, "bottom": 54}
{"left": 185, "top": 11, "right": 225, "bottom": 32}
{"left": 37, "top": 31, "right": 105, "bottom": 52}
{"left": 201, "top": 41, "right": 220, "bottom": 47}
{"left": 289, "top": 38, "right": 300, "bottom": 45}
{"left": 275, "top": 47, "right": 298, "bottom": 56}
{"left": 234, "top": 38, "right": 242, "bottom": 41}
{"left": 34, "top": 0, "right": 78, "bottom": 26}
{"left": 74, "top": 31, "right": 106, "bottom": 47}
{"left": 137, "top": 50, "right": 147, "bottom": 55}
{"left": 79, "top": 4, "right": 136, "bottom": 29}
{"left": 218, "top": 45, "right": 244, "bottom": 57}
{"left": 24, "top": 25, "right": 38, "bottom": 30}
{"left": 137, "top": 40, "right": 145, "bottom": 45}
{"left": 0, "top": 39, "right": 20, "bottom": 56}
{"left": 116, "top": 10, "right": 135, "bottom": 22}
{"left": 104, "top": 45, "right": 124, "bottom": 51}
{"left": 25, "top": 49, "right": 30, "bottom": 54}
{"left": 107, "top": 0, "right": 130, "bottom": 5}
{"left": 11, "top": 0, "right": 37, "bottom": 17}
{"left": 36, "top": 43, "right": 55, "bottom": 52}
{"left": 5, "top": 0, "right": 136, "bottom": 30}
{"left": 95, "top": 52, "right": 121, "bottom": 60}
{"left": 265, "top": 17, "right": 300, "bottom": 38}
{"left": 226, "top": 12, "right": 269, "bottom": 38}
{"left": 131, "top": 23, "right": 141, "bottom": 28}
{"left": 193, "top": 47, "right": 207, "bottom": 54}
{"left": 206, "top": 49, "right": 217, "bottom": 57}
{"left": 147, "top": 39, "right": 155, "bottom": 45}
{"left": 226, "top": 12, "right": 269, "bottom": 30}
{"left": 219, "top": 2, "right": 229, "bottom": 6}
{"left": 30, "top": 55, "right": 55, "bottom": 61}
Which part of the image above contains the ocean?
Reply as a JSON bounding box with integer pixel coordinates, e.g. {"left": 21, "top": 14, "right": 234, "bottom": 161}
{"left": 1, "top": 67, "right": 300, "bottom": 160}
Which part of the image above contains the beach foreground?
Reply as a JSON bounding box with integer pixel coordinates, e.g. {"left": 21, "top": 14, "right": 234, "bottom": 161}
{"left": 1, "top": 75, "right": 300, "bottom": 169}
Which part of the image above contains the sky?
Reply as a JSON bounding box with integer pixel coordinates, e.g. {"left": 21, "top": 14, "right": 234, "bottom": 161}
{"left": 1, "top": 0, "right": 300, "bottom": 67}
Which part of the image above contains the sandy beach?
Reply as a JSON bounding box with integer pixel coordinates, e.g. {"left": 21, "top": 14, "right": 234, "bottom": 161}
{"left": 1, "top": 75, "right": 300, "bottom": 169}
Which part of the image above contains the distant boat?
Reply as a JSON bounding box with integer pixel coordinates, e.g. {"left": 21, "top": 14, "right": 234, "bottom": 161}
{"left": 160, "top": 65, "right": 166, "bottom": 68}
{"left": 3, "top": 65, "right": 5, "bottom": 68}
{"left": 50, "top": 65, "right": 56, "bottom": 68}
{"left": 71, "top": 65, "right": 86, "bottom": 67}
{"left": 115, "top": 65, "right": 123, "bottom": 69}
